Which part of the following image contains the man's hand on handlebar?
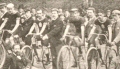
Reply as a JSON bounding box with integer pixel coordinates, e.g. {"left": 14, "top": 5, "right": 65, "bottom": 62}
{"left": 7, "top": 30, "right": 13, "bottom": 34}
{"left": 106, "top": 41, "right": 116, "bottom": 47}
{"left": 60, "top": 36, "right": 65, "bottom": 41}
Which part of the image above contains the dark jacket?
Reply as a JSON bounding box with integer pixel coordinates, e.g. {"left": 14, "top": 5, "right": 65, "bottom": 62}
{"left": 12, "top": 52, "right": 31, "bottom": 69}
{"left": 47, "top": 18, "right": 64, "bottom": 46}
{"left": 47, "top": 18, "right": 63, "bottom": 39}
{"left": 112, "top": 20, "right": 120, "bottom": 44}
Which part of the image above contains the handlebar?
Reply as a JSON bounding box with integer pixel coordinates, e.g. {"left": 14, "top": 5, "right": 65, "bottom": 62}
{"left": 64, "top": 34, "right": 75, "bottom": 39}
{"left": 90, "top": 33, "right": 109, "bottom": 41}
{"left": 26, "top": 33, "right": 43, "bottom": 39}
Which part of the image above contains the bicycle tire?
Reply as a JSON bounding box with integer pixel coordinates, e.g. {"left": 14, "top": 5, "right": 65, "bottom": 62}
{"left": 57, "top": 45, "right": 73, "bottom": 69}
{"left": 41, "top": 46, "right": 52, "bottom": 69}
{"left": 0, "top": 44, "right": 6, "bottom": 69}
{"left": 105, "top": 48, "right": 117, "bottom": 69}
{"left": 21, "top": 45, "right": 34, "bottom": 69}
{"left": 86, "top": 47, "right": 101, "bottom": 69}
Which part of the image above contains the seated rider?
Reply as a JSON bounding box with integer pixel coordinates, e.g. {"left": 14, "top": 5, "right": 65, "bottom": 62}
{"left": 26, "top": 9, "right": 50, "bottom": 64}
{"left": 0, "top": 3, "right": 20, "bottom": 41}
{"left": 62, "top": 8, "right": 85, "bottom": 67}
{"left": 88, "top": 9, "right": 112, "bottom": 64}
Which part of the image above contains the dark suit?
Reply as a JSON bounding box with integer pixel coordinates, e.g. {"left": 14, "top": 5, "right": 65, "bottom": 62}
{"left": 47, "top": 18, "right": 63, "bottom": 69}
{"left": 3, "top": 52, "right": 31, "bottom": 69}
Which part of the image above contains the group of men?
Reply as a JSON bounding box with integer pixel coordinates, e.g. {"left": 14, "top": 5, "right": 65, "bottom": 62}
{"left": 0, "top": 2, "right": 120, "bottom": 69}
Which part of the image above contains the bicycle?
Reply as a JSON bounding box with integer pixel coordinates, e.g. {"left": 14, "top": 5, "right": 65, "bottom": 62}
{"left": 86, "top": 33, "right": 117, "bottom": 69}
{"left": 23, "top": 33, "right": 52, "bottom": 69}
{"left": 57, "top": 33, "right": 117, "bottom": 69}
{"left": 57, "top": 35, "right": 85, "bottom": 69}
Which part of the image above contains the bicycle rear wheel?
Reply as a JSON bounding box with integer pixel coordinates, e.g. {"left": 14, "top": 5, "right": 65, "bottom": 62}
{"left": 0, "top": 44, "right": 6, "bottom": 68}
{"left": 21, "top": 45, "right": 33, "bottom": 69}
{"left": 86, "top": 47, "right": 101, "bottom": 69}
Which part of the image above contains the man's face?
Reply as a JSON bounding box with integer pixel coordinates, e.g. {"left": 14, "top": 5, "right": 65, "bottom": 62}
{"left": 25, "top": 11, "right": 31, "bottom": 18}
{"left": 97, "top": 13, "right": 104, "bottom": 20}
{"left": 7, "top": 7, "right": 14, "bottom": 14}
{"left": 32, "top": 9, "right": 36, "bottom": 14}
{"left": 36, "top": 10, "right": 43, "bottom": 18}
{"left": 87, "top": 10, "right": 94, "bottom": 17}
{"left": 112, "top": 14, "right": 119, "bottom": 20}
{"left": 60, "top": 15, "right": 65, "bottom": 21}
{"left": 71, "top": 11, "right": 79, "bottom": 17}
{"left": 65, "top": 11, "right": 70, "bottom": 17}
{"left": 107, "top": 11, "right": 111, "bottom": 15}
{"left": 52, "top": 11, "right": 58, "bottom": 19}
{"left": 14, "top": 45, "right": 20, "bottom": 52}
{"left": 19, "top": 8, "right": 24, "bottom": 13}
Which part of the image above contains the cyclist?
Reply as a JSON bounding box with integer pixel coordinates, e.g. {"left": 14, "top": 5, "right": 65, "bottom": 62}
{"left": 1, "top": 3, "right": 22, "bottom": 69}
{"left": 27, "top": 9, "right": 51, "bottom": 64}
{"left": 0, "top": 3, "right": 20, "bottom": 40}
{"left": 18, "top": 6, "right": 34, "bottom": 41}
{"left": 18, "top": 4, "right": 25, "bottom": 16}
{"left": 62, "top": 8, "right": 85, "bottom": 67}
{"left": 88, "top": 9, "right": 112, "bottom": 64}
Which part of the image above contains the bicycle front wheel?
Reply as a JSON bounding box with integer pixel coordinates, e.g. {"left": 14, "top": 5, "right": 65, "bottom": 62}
{"left": 57, "top": 45, "right": 71, "bottom": 69}
{"left": 21, "top": 45, "right": 33, "bottom": 69}
{"left": 105, "top": 49, "right": 117, "bottom": 69}
{"left": 0, "top": 44, "right": 6, "bottom": 68}
{"left": 86, "top": 47, "right": 101, "bottom": 69}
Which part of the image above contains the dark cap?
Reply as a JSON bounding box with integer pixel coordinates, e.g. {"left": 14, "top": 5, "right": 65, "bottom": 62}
{"left": 24, "top": 5, "right": 31, "bottom": 12}
{"left": 0, "top": 3, "right": 6, "bottom": 9}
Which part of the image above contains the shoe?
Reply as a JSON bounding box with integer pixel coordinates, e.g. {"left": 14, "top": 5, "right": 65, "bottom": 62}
{"left": 37, "top": 58, "right": 41, "bottom": 62}
{"left": 71, "top": 62, "right": 77, "bottom": 67}
{"left": 101, "top": 61, "right": 105, "bottom": 66}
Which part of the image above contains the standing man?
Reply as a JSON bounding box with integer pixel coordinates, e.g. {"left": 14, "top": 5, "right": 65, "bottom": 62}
{"left": 85, "top": 7, "right": 96, "bottom": 43}
{"left": 42, "top": 8, "right": 64, "bottom": 69}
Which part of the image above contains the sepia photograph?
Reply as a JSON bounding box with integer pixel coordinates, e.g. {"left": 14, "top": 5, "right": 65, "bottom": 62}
{"left": 0, "top": 0, "right": 120, "bottom": 69}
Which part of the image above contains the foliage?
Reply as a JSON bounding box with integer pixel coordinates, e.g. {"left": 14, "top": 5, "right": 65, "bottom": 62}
{"left": 0, "top": 0, "right": 120, "bottom": 11}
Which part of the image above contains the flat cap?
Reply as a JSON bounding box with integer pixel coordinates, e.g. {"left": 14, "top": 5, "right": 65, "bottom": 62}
{"left": 112, "top": 10, "right": 120, "bottom": 15}
{"left": 7, "top": 3, "right": 14, "bottom": 8}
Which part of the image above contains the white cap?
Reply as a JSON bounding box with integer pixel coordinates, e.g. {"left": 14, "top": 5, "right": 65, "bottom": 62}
{"left": 112, "top": 10, "right": 120, "bottom": 15}
{"left": 7, "top": 3, "right": 14, "bottom": 8}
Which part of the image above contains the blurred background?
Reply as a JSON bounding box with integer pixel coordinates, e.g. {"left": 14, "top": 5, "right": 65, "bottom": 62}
{"left": 0, "top": 0, "right": 120, "bottom": 11}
